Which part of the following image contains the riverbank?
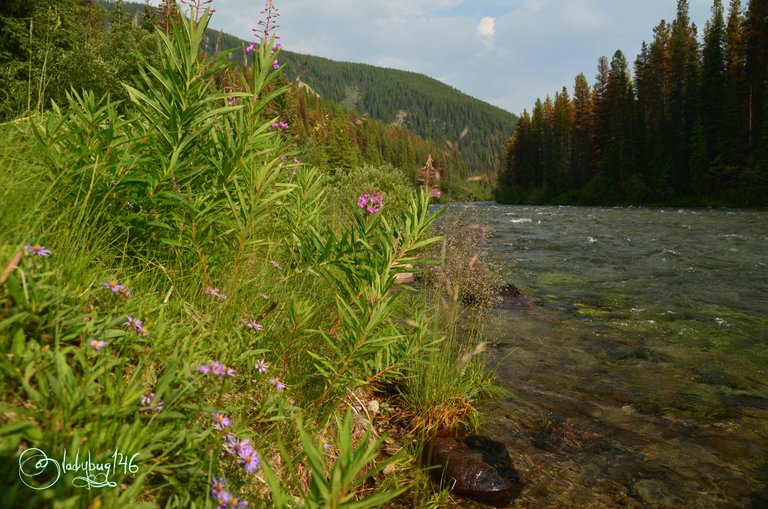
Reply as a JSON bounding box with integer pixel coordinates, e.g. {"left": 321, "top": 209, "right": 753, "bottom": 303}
{"left": 0, "top": 18, "right": 499, "bottom": 506}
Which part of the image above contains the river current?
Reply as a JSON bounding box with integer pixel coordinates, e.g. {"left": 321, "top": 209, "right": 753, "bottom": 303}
{"left": 463, "top": 204, "right": 768, "bottom": 508}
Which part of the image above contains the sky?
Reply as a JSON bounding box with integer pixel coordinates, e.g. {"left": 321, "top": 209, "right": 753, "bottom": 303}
{"left": 198, "top": 0, "right": 715, "bottom": 115}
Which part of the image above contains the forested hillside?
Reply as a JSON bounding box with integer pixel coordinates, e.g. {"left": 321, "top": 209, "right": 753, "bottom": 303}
{"left": 495, "top": 0, "right": 768, "bottom": 207}
{"left": 276, "top": 54, "right": 517, "bottom": 173}
{"left": 179, "top": 7, "right": 518, "bottom": 173}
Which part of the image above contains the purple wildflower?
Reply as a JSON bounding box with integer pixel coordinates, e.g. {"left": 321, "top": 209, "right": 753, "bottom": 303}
{"left": 227, "top": 97, "right": 238, "bottom": 107}
{"left": 431, "top": 187, "right": 442, "bottom": 199}
{"left": 214, "top": 490, "right": 249, "bottom": 509}
{"left": 244, "top": 320, "right": 263, "bottom": 331}
{"left": 88, "top": 339, "right": 107, "bottom": 350}
{"left": 255, "top": 359, "right": 268, "bottom": 373}
{"left": 322, "top": 440, "right": 331, "bottom": 451}
{"left": 269, "top": 377, "right": 286, "bottom": 391}
{"left": 122, "top": 315, "right": 147, "bottom": 336}
{"left": 210, "top": 476, "right": 227, "bottom": 498}
{"left": 25, "top": 244, "right": 52, "bottom": 257}
{"left": 245, "top": 42, "right": 256, "bottom": 53}
{"left": 270, "top": 260, "right": 282, "bottom": 270}
{"left": 212, "top": 412, "right": 231, "bottom": 430}
{"left": 211, "top": 361, "right": 226, "bottom": 376}
{"left": 205, "top": 287, "right": 227, "bottom": 300}
{"left": 223, "top": 434, "right": 253, "bottom": 456}
{"left": 237, "top": 446, "right": 261, "bottom": 473}
{"left": 139, "top": 392, "right": 164, "bottom": 412}
{"left": 293, "top": 157, "right": 300, "bottom": 164}
{"left": 102, "top": 279, "right": 125, "bottom": 293}
{"left": 272, "top": 59, "right": 280, "bottom": 70}
{"left": 197, "top": 360, "right": 235, "bottom": 377}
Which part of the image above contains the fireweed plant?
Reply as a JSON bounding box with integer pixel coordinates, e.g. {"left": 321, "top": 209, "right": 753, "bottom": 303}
{"left": 0, "top": 2, "right": 495, "bottom": 508}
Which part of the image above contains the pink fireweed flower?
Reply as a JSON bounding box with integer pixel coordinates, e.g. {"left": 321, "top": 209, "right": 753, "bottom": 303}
{"left": 431, "top": 187, "right": 442, "bottom": 199}
{"left": 293, "top": 157, "right": 300, "bottom": 164}
{"left": 269, "top": 377, "right": 286, "bottom": 390}
{"left": 246, "top": 42, "right": 256, "bottom": 53}
{"left": 272, "top": 59, "right": 280, "bottom": 70}
{"left": 102, "top": 280, "right": 125, "bottom": 293}
{"left": 358, "top": 191, "right": 384, "bottom": 214}
{"left": 25, "top": 244, "right": 52, "bottom": 257}
{"left": 255, "top": 359, "right": 268, "bottom": 373}
{"left": 212, "top": 412, "right": 231, "bottom": 430}
{"left": 88, "top": 339, "right": 107, "bottom": 350}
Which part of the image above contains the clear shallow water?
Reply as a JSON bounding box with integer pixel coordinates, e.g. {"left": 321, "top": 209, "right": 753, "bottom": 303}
{"left": 465, "top": 204, "right": 768, "bottom": 508}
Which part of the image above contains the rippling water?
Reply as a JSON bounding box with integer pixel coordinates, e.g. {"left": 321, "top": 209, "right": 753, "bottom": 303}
{"left": 461, "top": 204, "right": 768, "bottom": 508}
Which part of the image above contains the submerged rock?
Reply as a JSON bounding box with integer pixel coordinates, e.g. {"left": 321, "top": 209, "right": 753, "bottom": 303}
{"left": 426, "top": 435, "right": 522, "bottom": 507}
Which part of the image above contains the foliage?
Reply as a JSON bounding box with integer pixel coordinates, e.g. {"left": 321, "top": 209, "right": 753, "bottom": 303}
{"left": 496, "top": 0, "right": 768, "bottom": 207}
{"left": 0, "top": 3, "right": 489, "bottom": 507}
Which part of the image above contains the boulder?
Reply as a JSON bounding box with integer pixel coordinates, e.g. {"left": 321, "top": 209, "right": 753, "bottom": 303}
{"left": 426, "top": 435, "right": 522, "bottom": 507}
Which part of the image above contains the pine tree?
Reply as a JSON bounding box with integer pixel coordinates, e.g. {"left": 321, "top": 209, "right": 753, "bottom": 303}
{"left": 689, "top": 116, "right": 710, "bottom": 194}
{"left": 723, "top": 0, "right": 748, "bottom": 167}
{"left": 745, "top": 0, "right": 767, "bottom": 153}
{"left": 572, "top": 73, "right": 593, "bottom": 187}
{"left": 701, "top": 0, "right": 727, "bottom": 161}
{"left": 591, "top": 56, "right": 611, "bottom": 171}
{"left": 668, "top": 0, "right": 701, "bottom": 193}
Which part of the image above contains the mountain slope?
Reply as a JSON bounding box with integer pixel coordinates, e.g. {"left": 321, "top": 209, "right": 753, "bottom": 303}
{"left": 277, "top": 52, "right": 518, "bottom": 172}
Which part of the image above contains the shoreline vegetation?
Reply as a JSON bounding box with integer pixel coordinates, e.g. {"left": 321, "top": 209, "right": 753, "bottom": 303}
{"left": 495, "top": 0, "right": 768, "bottom": 209}
{"left": 0, "top": 3, "right": 502, "bottom": 508}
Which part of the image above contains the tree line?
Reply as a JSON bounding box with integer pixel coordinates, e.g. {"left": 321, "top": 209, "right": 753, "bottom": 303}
{"left": 495, "top": 0, "right": 768, "bottom": 206}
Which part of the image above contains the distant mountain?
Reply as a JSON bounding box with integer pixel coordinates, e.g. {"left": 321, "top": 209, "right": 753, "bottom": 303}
{"left": 275, "top": 53, "right": 518, "bottom": 173}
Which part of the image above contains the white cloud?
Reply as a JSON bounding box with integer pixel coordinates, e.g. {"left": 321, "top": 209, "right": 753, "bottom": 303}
{"left": 477, "top": 16, "right": 496, "bottom": 38}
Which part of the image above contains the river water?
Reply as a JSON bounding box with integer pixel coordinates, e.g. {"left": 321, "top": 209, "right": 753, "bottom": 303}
{"left": 466, "top": 204, "right": 768, "bottom": 508}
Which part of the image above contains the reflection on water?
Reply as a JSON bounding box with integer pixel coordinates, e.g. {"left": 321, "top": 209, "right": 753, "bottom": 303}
{"left": 464, "top": 204, "right": 768, "bottom": 508}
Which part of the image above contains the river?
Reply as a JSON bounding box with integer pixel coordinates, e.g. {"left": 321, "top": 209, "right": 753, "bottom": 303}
{"left": 464, "top": 204, "right": 768, "bottom": 508}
